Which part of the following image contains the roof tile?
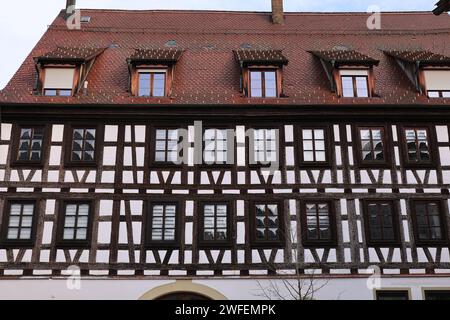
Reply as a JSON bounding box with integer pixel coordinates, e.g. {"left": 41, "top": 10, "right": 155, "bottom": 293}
{"left": 128, "top": 48, "right": 184, "bottom": 64}
{"left": 309, "top": 50, "right": 379, "bottom": 66}
{"left": 35, "top": 46, "right": 106, "bottom": 63}
{"left": 233, "top": 49, "right": 288, "bottom": 65}
{"left": 384, "top": 50, "right": 450, "bottom": 66}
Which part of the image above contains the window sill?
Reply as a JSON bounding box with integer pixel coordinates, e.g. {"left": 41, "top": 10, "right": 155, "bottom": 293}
{"left": 251, "top": 241, "right": 285, "bottom": 249}
{"left": 0, "top": 241, "right": 35, "bottom": 249}
{"left": 64, "top": 161, "right": 99, "bottom": 169}
{"left": 302, "top": 241, "right": 338, "bottom": 248}
{"left": 56, "top": 241, "right": 92, "bottom": 249}
{"left": 414, "top": 240, "right": 448, "bottom": 247}
{"left": 197, "top": 242, "right": 233, "bottom": 249}
{"left": 366, "top": 242, "right": 402, "bottom": 248}
{"left": 10, "top": 161, "right": 45, "bottom": 168}
{"left": 144, "top": 243, "right": 180, "bottom": 250}
{"left": 356, "top": 162, "right": 392, "bottom": 169}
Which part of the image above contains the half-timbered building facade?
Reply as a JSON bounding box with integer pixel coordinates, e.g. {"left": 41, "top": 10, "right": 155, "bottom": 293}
{"left": 1, "top": 0, "right": 450, "bottom": 300}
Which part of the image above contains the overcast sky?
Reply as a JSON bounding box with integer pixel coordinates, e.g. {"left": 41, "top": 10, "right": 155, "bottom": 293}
{"left": 0, "top": 0, "right": 439, "bottom": 89}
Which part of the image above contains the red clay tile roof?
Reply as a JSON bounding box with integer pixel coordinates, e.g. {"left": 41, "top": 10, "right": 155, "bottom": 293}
{"left": 384, "top": 50, "right": 450, "bottom": 66}
{"left": 1, "top": 10, "right": 450, "bottom": 106}
{"left": 233, "top": 49, "right": 288, "bottom": 65}
{"left": 309, "top": 50, "right": 379, "bottom": 66}
{"left": 35, "top": 46, "right": 106, "bottom": 63}
{"left": 128, "top": 48, "right": 184, "bottom": 64}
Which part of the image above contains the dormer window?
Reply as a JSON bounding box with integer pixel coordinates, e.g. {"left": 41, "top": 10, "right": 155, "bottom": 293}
{"left": 310, "top": 50, "right": 379, "bottom": 98}
{"left": 385, "top": 50, "right": 450, "bottom": 99}
{"left": 34, "top": 47, "right": 105, "bottom": 97}
{"left": 340, "top": 70, "right": 370, "bottom": 98}
{"left": 43, "top": 67, "right": 75, "bottom": 96}
{"left": 127, "top": 48, "right": 184, "bottom": 98}
{"left": 138, "top": 70, "right": 167, "bottom": 97}
{"left": 249, "top": 69, "right": 277, "bottom": 98}
{"left": 234, "top": 49, "right": 288, "bottom": 98}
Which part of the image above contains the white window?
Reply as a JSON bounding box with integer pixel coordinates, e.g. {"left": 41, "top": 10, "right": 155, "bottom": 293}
{"left": 6, "top": 203, "right": 35, "bottom": 240}
{"left": 252, "top": 129, "right": 278, "bottom": 164}
{"left": 154, "top": 129, "right": 180, "bottom": 163}
{"left": 43, "top": 67, "right": 75, "bottom": 96}
{"left": 204, "top": 129, "right": 228, "bottom": 164}
{"left": 150, "top": 204, "right": 177, "bottom": 242}
{"left": 302, "top": 129, "right": 326, "bottom": 162}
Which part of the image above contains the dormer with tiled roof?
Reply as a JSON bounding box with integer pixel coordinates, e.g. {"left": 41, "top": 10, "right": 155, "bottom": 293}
{"left": 34, "top": 46, "right": 105, "bottom": 97}
{"left": 385, "top": 50, "right": 450, "bottom": 98}
{"left": 310, "top": 50, "right": 380, "bottom": 98}
{"left": 234, "top": 49, "right": 288, "bottom": 98}
{"left": 127, "top": 48, "right": 185, "bottom": 98}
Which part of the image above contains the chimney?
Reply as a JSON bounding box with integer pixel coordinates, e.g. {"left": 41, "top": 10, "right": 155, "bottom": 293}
{"left": 271, "top": 0, "right": 284, "bottom": 24}
{"left": 65, "top": 0, "right": 76, "bottom": 19}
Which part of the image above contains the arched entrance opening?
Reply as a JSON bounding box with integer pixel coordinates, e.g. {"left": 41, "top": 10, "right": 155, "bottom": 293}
{"left": 139, "top": 280, "right": 227, "bottom": 300}
{"left": 156, "top": 292, "right": 211, "bottom": 300}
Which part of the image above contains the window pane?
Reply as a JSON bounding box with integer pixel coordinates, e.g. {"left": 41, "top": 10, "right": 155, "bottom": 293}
{"left": 59, "top": 90, "right": 72, "bottom": 96}
{"left": 63, "top": 203, "right": 90, "bottom": 242}
{"left": 7, "top": 228, "right": 19, "bottom": 240}
{"left": 428, "top": 91, "right": 440, "bottom": 98}
{"left": 17, "top": 128, "right": 43, "bottom": 161}
{"left": 355, "top": 77, "right": 369, "bottom": 97}
{"left": 264, "top": 71, "right": 277, "bottom": 97}
{"left": 250, "top": 71, "right": 263, "bottom": 97}
{"left": 153, "top": 73, "right": 166, "bottom": 97}
{"left": 71, "top": 128, "right": 96, "bottom": 162}
{"left": 138, "top": 73, "right": 151, "bottom": 97}
{"left": 151, "top": 205, "right": 177, "bottom": 242}
{"left": 44, "top": 89, "right": 57, "bottom": 96}
{"left": 360, "top": 128, "right": 384, "bottom": 162}
{"left": 342, "top": 77, "right": 354, "bottom": 97}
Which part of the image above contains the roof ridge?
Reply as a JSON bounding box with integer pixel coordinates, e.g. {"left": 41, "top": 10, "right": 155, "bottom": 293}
{"left": 72, "top": 8, "right": 439, "bottom": 15}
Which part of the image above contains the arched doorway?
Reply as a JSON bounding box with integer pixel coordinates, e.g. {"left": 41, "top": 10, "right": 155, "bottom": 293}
{"left": 156, "top": 292, "right": 211, "bottom": 300}
{"left": 139, "top": 280, "right": 227, "bottom": 300}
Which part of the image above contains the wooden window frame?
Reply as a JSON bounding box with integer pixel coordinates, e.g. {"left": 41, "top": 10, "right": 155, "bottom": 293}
{"left": 362, "top": 200, "right": 401, "bottom": 247}
{"left": 131, "top": 65, "right": 172, "bottom": 97}
{"left": 56, "top": 200, "right": 94, "bottom": 249}
{"left": 297, "top": 125, "right": 332, "bottom": 168}
{"left": 248, "top": 68, "right": 280, "bottom": 98}
{"left": 145, "top": 201, "right": 181, "bottom": 249}
{"left": 410, "top": 199, "right": 448, "bottom": 246}
{"left": 300, "top": 200, "right": 337, "bottom": 248}
{"left": 64, "top": 124, "right": 103, "bottom": 168}
{"left": 10, "top": 124, "right": 49, "bottom": 168}
{"left": 249, "top": 200, "right": 285, "bottom": 248}
{"left": 197, "top": 201, "right": 233, "bottom": 248}
{"left": 137, "top": 71, "right": 167, "bottom": 98}
{"left": 354, "top": 125, "right": 391, "bottom": 168}
{"left": 376, "top": 290, "right": 410, "bottom": 300}
{"left": 400, "top": 125, "right": 438, "bottom": 169}
{"left": 340, "top": 75, "right": 370, "bottom": 98}
{"left": 149, "top": 126, "right": 187, "bottom": 168}
{"left": 0, "top": 199, "right": 38, "bottom": 248}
